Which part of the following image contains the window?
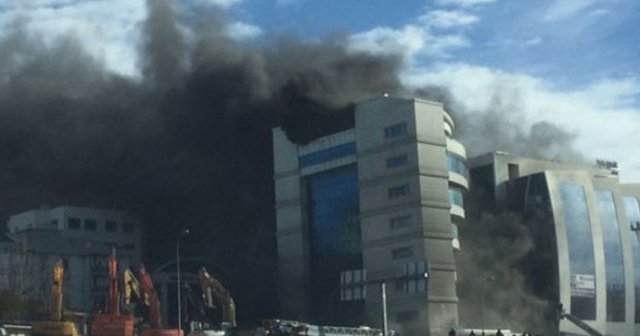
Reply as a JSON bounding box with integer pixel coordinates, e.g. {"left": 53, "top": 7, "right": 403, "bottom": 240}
{"left": 560, "top": 184, "right": 596, "bottom": 320}
{"left": 123, "top": 243, "right": 135, "bottom": 250}
{"left": 449, "top": 188, "right": 464, "bottom": 207}
{"left": 105, "top": 221, "right": 117, "bottom": 232}
{"left": 384, "top": 122, "right": 407, "bottom": 139}
{"left": 390, "top": 215, "right": 412, "bottom": 230}
{"left": 447, "top": 153, "right": 468, "bottom": 178}
{"left": 299, "top": 142, "right": 356, "bottom": 168}
{"left": 84, "top": 219, "right": 97, "bottom": 231}
{"left": 595, "top": 191, "right": 625, "bottom": 321}
{"left": 68, "top": 217, "right": 81, "bottom": 230}
{"left": 392, "top": 247, "right": 414, "bottom": 259}
{"left": 50, "top": 219, "right": 58, "bottom": 228}
{"left": 623, "top": 196, "right": 640, "bottom": 323}
{"left": 123, "top": 222, "right": 135, "bottom": 233}
{"left": 388, "top": 184, "right": 410, "bottom": 199}
{"left": 386, "top": 154, "right": 408, "bottom": 169}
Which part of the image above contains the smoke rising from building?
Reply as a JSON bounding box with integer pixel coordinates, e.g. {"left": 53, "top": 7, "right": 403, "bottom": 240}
{"left": 0, "top": 0, "right": 584, "bottom": 328}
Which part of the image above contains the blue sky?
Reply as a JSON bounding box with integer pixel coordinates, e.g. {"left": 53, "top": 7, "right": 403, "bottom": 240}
{"left": 1, "top": 0, "right": 639, "bottom": 180}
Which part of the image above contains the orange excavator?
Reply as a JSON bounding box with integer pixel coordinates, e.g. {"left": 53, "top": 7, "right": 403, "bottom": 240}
{"left": 124, "top": 265, "right": 183, "bottom": 336}
{"left": 32, "top": 260, "right": 80, "bottom": 336}
{"left": 90, "top": 248, "right": 134, "bottom": 336}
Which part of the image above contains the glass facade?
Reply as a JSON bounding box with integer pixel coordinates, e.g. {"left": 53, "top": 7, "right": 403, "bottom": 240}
{"left": 307, "top": 165, "right": 362, "bottom": 323}
{"left": 447, "top": 153, "right": 468, "bottom": 178}
{"left": 449, "top": 187, "right": 464, "bottom": 207}
{"left": 299, "top": 142, "right": 356, "bottom": 168}
{"left": 559, "top": 184, "right": 596, "bottom": 319}
{"left": 595, "top": 191, "right": 625, "bottom": 321}
{"left": 623, "top": 196, "right": 640, "bottom": 323}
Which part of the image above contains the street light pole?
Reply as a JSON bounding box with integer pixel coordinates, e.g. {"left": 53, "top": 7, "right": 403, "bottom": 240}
{"left": 177, "top": 228, "right": 190, "bottom": 334}
{"left": 381, "top": 281, "right": 388, "bottom": 336}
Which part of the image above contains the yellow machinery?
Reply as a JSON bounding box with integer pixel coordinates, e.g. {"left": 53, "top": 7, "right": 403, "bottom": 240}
{"left": 32, "top": 260, "right": 80, "bottom": 336}
{"left": 197, "top": 268, "right": 236, "bottom": 329}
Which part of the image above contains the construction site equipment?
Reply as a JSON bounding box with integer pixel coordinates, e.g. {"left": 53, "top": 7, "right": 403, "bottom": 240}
{"left": 261, "top": 319, "right": 385, "bottom": 336}
{"left": 557, "top": 303, "right": 604, "bottom": 336}
{"left": 31, "top": 260, "right": 80, "bottom": 336}
{"left": 90, "top": 248, "right": 134, "bottom": 336}
{"left": 198, "top": 268, "right": 236, "bottom": 329}
{"left": 124, "top": 264, "right": 183, "bottom": 336}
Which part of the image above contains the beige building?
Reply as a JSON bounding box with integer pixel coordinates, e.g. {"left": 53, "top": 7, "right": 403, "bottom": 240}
{"left": 273, "top": 97, "right": 468, "bottom": 335}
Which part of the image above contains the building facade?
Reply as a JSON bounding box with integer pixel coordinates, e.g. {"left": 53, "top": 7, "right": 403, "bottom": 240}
{"left": 1, "top": 206, "right": 143, "bottom": 313}
{"left": 469, "top": 152, "right": 640, "bottom": 336}
{"left": 273, "top": 97, "right": 468, "bottom": 335}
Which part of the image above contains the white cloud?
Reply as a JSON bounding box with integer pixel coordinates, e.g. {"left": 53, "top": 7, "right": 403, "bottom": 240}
{"left": 226, "top": 21, "right": 263, "bottom": 40}
{"left": 0, "top": 0, "right": 261, "bottom": 75}
{"left": 544, "top": 0, "right": 599, "bottom": 21}
{"left": 0, "top": 0, "right": 147, "bottom": 76}
{"left": 349, "top": 25, "right": 469, "bottom": 60}
{"left": 435, "top": 0, "right": 496, "bottom": 7}
{"left": 524, "top": 36, "right": 542, "bottom": 46}
{"left": 193, "top": 0, "right": 243, "bottom": 8}
{"left": 404, "top": 63, "right": 640, "bottom": 182}
{"left": 418, "top": 10, "right": 479, "bottom": 29}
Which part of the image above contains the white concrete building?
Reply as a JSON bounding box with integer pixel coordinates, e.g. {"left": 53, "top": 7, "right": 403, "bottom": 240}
{"left": 1, "top": 206, "right": 143, "bottom": 313}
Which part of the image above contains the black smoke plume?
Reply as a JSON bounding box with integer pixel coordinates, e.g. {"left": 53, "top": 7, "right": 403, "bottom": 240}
{"left": 0, "top": 0, "right": 403, "bottom": 325}
{"left": 0, "top": 0, "right": 585, "bottom": 329}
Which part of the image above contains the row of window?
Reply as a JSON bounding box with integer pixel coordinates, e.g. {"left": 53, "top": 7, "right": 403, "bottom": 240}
{"left": 299, "top": 142, "right": 357, "bottom": 168}
{"left": 447, "top": 153, "right": 468, "bottom": 178}
{"left": 66, "top": 218, "right": 135, "bottom": 234}
{"left": 384, "top": 122, "right": 407, "bottom": 139}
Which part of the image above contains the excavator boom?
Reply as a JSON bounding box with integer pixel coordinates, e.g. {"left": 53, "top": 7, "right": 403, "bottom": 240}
{"left": 91, "top": 247, "right": 134, "bottom": 336}
{"left": 49, "top": 260, "right": 64, "bottom": 321}
{"left": 32, "top": 260, "right": 80, "bottom": 336}
{"left": 198, "top": 267, "right": 236, "bottom": 328}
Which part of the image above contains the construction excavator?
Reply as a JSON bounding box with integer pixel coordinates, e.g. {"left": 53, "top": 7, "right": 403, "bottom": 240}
{"left": 32, "top": 260, "right": 80, "bottom": 336}
{"left": 123, "top": 265, "right": 183, "bottom": 336}
{"left": 198, "top": 267, "right": 236, "bottom": 330}
{"left": 90, "top": 248, "right": 134, "bottom": 336}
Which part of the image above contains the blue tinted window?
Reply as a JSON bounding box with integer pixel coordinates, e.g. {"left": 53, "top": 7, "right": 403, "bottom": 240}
{"left": 384, "top": 122, "right": 407, "bottom": 139}
{"left": 623, "top": 196, "right": 640, "bottom": 323}
{"left": 447, "top": 153, "right": 468, "bottom": 178}
{"left": 307, "top": 165, "right": 363, "bottom": 320}
{"left": 299, "top": 142, "right": 356, "bottom": 168}
{"left": 595, "top": 191, "right": 625, "bottom": 321}
{"left": 386, "top": 154, "right": 408, "bottom": 169}
{"left": 449, "top": 187, "right": 464, "bottom": 207}
{"left": 560, "top": 184, "right": 596, "bottom": 320}
{"left": 388, "top": 185, "right": 410, "bottom": 199}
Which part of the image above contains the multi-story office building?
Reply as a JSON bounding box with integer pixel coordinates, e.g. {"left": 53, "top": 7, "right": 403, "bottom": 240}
{"left": 1, "top": 206, "right": 143, "bottom": 313}
{"left": 469, "top": 152, "right": 640, "bottom": 336}
{"left": 273, "top": 97, "right": 468, "bottom": 335}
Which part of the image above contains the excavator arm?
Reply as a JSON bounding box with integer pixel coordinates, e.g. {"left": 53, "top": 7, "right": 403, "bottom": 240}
{"left": 557, "top": 303, "right": 604, "bottom": 336}
{"left": 49, "top": 260, "right": 64, "bottom": 321}
{"left": 138, "top": 264, "right": 162, "bottom": 329}
{"left": 198, "top": 267, "right": 236, "bottom": 328}
{"left": 123, "top": 268, "right": 146, "bottom": 307}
